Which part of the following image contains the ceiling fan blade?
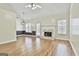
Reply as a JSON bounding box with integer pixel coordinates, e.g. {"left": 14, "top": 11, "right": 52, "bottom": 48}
{"left": 36, "top": 5, "right": 42, "bottom": 8}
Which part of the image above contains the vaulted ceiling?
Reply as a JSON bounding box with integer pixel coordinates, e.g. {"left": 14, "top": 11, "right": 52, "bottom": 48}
{"left": 0, "top": 3, "right": 71, "bottom": 19}
{"left": 11, "top": 3, "right": 70, "bottom": 19}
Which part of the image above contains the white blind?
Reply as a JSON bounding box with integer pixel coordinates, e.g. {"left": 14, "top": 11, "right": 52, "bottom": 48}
{"left": 71, "top": 18, "right": 79, "bottom": 35}
{"left": 57, "top": 20, "right": 66, "bottom": 34}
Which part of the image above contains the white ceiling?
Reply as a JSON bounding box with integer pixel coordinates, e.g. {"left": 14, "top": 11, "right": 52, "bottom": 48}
{"left": 10, "top": 3, "right": 70, "bottom": 19}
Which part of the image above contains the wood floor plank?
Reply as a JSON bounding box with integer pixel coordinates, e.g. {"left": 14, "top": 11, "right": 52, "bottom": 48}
{"left": 0, "top": 35, "right": 75, "bottom": 56}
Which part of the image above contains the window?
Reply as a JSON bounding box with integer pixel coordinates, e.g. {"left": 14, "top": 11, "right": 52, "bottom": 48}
{"left": 71, "top": 18, "right": 79, "bottom": 35}
{"left": 57, "top": 20, "right": 66, "bottom": 34}
{"left": 25, "top": 23, "right": 32, "bottom": 32}
{"left": 25, "top": 24, "right": 29, "bottom": 32}
{"left": 36, "top": 23, "right": 41, "bottom": 36}
{"left": 28, "top": 23, "right": 32, "bottom": 32}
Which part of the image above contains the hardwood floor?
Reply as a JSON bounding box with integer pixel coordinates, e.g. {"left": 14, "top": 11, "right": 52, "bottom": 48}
{"left": 0, "top": 35, "right": 75, "bottom": 56}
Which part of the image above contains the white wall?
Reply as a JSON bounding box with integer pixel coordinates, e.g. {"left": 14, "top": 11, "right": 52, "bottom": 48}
{"left": 0, "top": 4, "right": 16, "bottom": 43}
{"left": 24, "top": 11, "right": 70, "bottom": 40}
{"left": 16, "top": 19, "right": 24, "bottom": 31}
{"left": 25, "top": 15, "right": 56, "bottom": 38}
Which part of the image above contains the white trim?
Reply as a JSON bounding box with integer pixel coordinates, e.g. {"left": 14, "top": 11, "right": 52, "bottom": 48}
{"left": 24, "top": 35, "right": 36, "bottom": 37}
{"left": 16, "top": 35, "right": 23, "bottom": 37}
{"left": 55, "top": 38, "right": 69, "bottom": 40}
{"left": 69, "top": 40, "right": 77, "bottom": 56}
{"left": 40, "top": 36, "right": 54, "bottom": 40}
{"left": 0, "top": 40, "right": 16, "bottom": 45}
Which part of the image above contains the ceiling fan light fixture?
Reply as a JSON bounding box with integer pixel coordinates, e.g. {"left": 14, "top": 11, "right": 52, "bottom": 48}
{"left": 24, "top": 3, "right": 42, "bottom": 10}
{"left": 32, "top": 6, "right": 37, "bottom": 10}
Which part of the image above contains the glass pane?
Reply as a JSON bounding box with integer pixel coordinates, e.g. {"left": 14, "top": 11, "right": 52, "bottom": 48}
{"left": 28, "top": 23, "right": 32, "bottom": 32}
{"left": 25, "top": 24, "right": 29, "bottom": 32}
{"left": 36, "top": 23, "right": 41, "bottom": 36}
{"left": 71, "top": 18, "right": 79, "bottom": 35}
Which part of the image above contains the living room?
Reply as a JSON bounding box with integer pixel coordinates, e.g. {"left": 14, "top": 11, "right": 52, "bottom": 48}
{"left": 0, "top": 3, "right": 79, "bottom": 56}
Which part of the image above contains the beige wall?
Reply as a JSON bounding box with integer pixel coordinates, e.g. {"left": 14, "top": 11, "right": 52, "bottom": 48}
{"left": 0, "top": 4, "right": 16, "bottom": 43}
{"left": 70, "top": 3, "right": 79, "bottom": 55}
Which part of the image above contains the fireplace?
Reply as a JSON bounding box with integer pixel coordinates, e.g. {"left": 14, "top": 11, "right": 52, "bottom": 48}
{"left": 44, "top": 32, "right": 52, "bottom": 37}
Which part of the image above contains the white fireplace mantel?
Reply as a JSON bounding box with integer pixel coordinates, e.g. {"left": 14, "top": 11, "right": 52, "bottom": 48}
{"left": 41, "top": 26, "right": 55, "bottom": 40}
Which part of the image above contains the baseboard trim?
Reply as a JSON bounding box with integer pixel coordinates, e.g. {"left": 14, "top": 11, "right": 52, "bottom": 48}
{"left": 16, "top": 35, "right": 23, "bottom": 37}
{"left": 55, "top": 38, "right": 69, "bottom": 41}
{"left": 0, "top": 40, "right": 16, "bottom": 45}
{"left": 55, "top": 38, "right": 77, "bottom": 56}
{"left": 69, "top": 40, "right": 78, "bottom": 56}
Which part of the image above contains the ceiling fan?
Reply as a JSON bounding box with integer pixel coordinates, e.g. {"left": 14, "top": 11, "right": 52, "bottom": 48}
{"left": 16, "top": 3, "right": 42, "bottom": 24}
{"left": 24, "top": 3, "right": 42, "bottom": 10}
